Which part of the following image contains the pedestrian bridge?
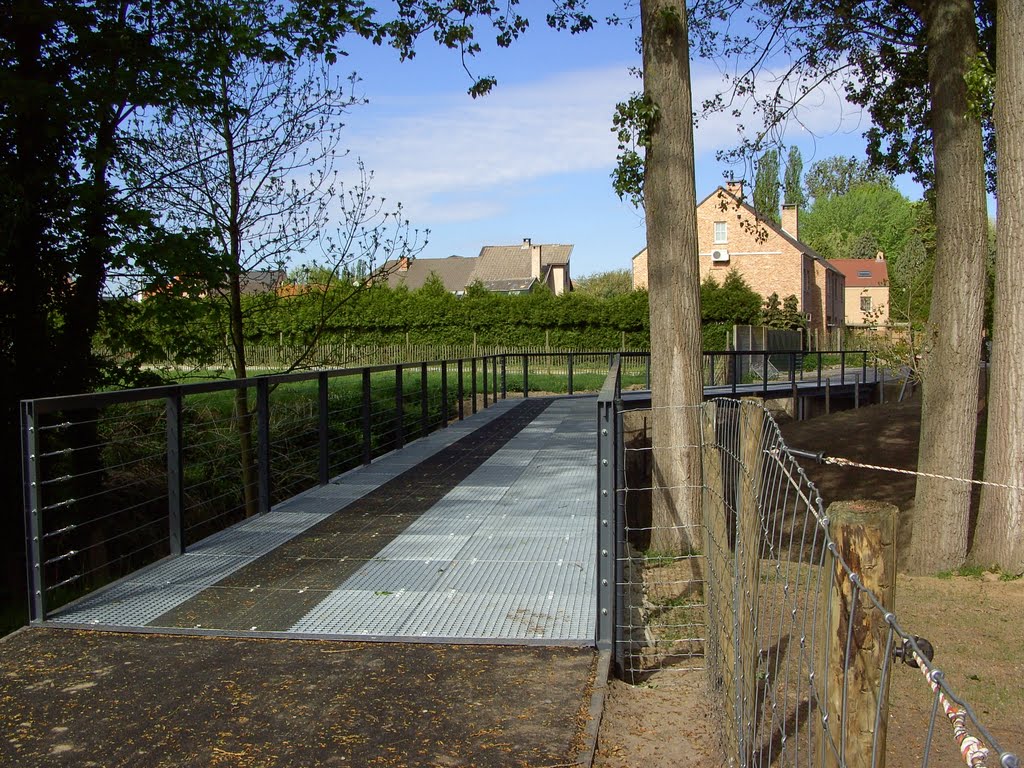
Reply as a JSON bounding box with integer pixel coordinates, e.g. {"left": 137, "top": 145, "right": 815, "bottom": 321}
{"left": 41, "top": 397, "right": 599, "bottom": 644}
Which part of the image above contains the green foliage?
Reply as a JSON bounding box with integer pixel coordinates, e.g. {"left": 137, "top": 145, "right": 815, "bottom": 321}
{"left": 753, "top": 149, "right": 781, "bottom": 224}
{"left": 783, "top": 146, "right": 806, "bottom": 207}
{"left": 804, "top": 156, "right": 892, "bottom": 203}
{"left": 573, "top": 269, "right": 634, "bottom": 298}
{"left": 799, "top": 181, "right": 918, "bottom": 261}
{"left": 759, "top": 293, "right": 806, "bottom": 330}
{"left": 700, "top": 270, "right": 763, "bottom": 326}
{"left": 611, "top": 93, "right": 659, "bottom": 209}
{"left": 965, "top": 51, "right": 995, "bottom": 121}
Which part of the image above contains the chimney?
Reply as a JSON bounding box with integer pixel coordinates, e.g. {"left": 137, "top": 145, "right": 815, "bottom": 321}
{"left": 398, "top": 256, "right": 409, "bottom": 272}
{"left": 726, "top": 179, "right": 745, "bottom": 200}
{"left": 521, "top": 238, "right": 531, "bottom": 249}
{"left": 781, "top": 204, "right": 799, "bottom": 239}
{"left": 531, "top": 244, "right": 542, "bottom": 281}
{"left": 875, "top": 250, "right": 885, "bottom": 261}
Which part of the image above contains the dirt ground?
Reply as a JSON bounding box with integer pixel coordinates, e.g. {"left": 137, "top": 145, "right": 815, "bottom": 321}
{"left": 594, "top": 396, "right": 1023, "bottom": 768}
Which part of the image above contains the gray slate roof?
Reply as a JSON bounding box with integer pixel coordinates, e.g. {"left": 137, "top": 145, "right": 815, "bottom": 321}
{"left": 382, "top": 256, "right": 478, "bottom": 292}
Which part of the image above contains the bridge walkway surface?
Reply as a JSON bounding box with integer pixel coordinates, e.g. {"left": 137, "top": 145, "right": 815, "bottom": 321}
{"left": 0, "top": 396, "right": 604, "bottom": 767}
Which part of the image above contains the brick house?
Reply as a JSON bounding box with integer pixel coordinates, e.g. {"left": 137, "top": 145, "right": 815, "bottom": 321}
{"left": 830, "top": 256, "right": 890, "bottom": 328}
{"left": 631, "top": 181, "right": 845, "bottom": 335}
{"left": 383, "top": 239, "right": 573, "bottom": 296}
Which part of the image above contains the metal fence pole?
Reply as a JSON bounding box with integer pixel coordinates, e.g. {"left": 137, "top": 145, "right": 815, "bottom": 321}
{"left": 420, "top": 362, "right": 429, "bottom": 436}
{"left": 568, "top": 353, "right": 574, "bottom": 395}
{"left": 441, "top": 360, "right": 449, "bottom": 426}
{"left": 318, "top": 372, "right": 329, "bottom": 485}
{"left": 523, "top": 355, "right": 530, "bottom": 398}
{"left": 394, "top": 365, "right": 405, "bottom": 450}
{"left": 166, "top": 389, "right": 185, "bottom": 555}
{"left": 362, "top": 368, "right": 372, "bottom": 465}
{"left": 596, "top": 358, "right": 620, "bottom": 659}
{"left": 501, "top": 355, "right": 507, "bottom": 398}
{"left": 457, "top": 360, "right": 465, "bottom": 420}
{"left": 482, "top": 357, "right": 489, "bottom": 408}
{"left": 471, "top": 358, "right": 478, "bottom": 415}
{"left": 21, "top": 400, "right": 45, "bottom": 622}
{"left": 257, "top": 378, "right": 271, "bottom": 514}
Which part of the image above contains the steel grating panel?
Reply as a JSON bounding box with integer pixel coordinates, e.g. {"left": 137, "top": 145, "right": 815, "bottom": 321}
{"left": 457, "top": 533, "right": 595, "bottom": 563}
{"left": 432, "top": 558, "right": 593, "bottom": 596}
{"left": 290, "top": 589, "right": 429, "bottom": 635}
{"left": 399, "top": 589, "right": 593, "bottom": 640}
{"left": 49, "top": 582, "right": 209, "bottom": 626}
{"left": 338, "top": 558, "right": 454, "bottom": 592}
{"left": 373, "top": 534, "right": 472, "bottom": 561}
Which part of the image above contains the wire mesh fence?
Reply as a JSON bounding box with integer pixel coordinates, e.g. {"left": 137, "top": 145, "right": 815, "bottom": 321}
{"left": 607, "top": 388, "right": 1020, "bottom": 768}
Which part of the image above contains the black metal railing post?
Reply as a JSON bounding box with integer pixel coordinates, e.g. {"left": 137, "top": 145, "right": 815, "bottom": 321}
{"left": 471, "top": 358, "right": 478, "bottom": 414}
{"left": 166, "top": 389, "right": 185, "bottom": 555}
{"left": 256, "top": 378, "right": 271, "bottom": 514}
{"left": 361, "top": 368, "right": 372, "bottom": 465}
{"left": 840, "top": 351, "right": 847, "bottom": 385}
{"left": 420, "top": 362, "right": 429, "bottom": 437}
{"left": 318, "top": 372, "right": 329, "bottom": 485}
{"left": 394, "top": 365, "right": 405, "bottom": 450}
{"left": 457, "top": 360, "right": 465, "bottom": 420}
{"left": 596, "top": 356, "right": 621, "bottom": 658}
{"left": 440, "top": 360, "right": 449, "bottom": 426}
{"left": 492, "top": 355, "right": 498, "bottom": 399}
{"left": 21, "top": 400, "right": 45, "bottom": 623}
{"left": 817, "top": 352, "right": 823, "bottom": 387}
{"left": 482, "top": 357, "right": 489, "bottom": 408}
{"left": 568, "top": 353, "right": 575, "bottom": 395}
{"left": 731, "top": 353, "right": 739, "bottom": 395}
{"left": 523, "top": 354, "right": 530, "bottom": 398}
{"left": 501, "top": 355, "right": 507, "bottom": 398}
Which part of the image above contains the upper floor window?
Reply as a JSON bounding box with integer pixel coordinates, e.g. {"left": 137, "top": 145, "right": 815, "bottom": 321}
{"left": 714, "top": 221, "right": 728, "bottom": 243}
{"left": 860, "top": 295, "right": 872, "bottom": 313}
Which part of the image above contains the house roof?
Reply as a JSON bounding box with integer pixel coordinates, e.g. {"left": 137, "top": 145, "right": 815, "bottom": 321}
{"left": 830, "top": 259, "right": 889, "bottom": 287}
{"left": 699, "top": 187, "right": 844, "bottom": 277}
{"left": 470, "top": 243, "right": 573, "bottom": 283}
{"left": 239, "top": 269, "right": 286, "bottom": 295}
{"left": 381, "top": 256, "right": 478, "bottom": 292}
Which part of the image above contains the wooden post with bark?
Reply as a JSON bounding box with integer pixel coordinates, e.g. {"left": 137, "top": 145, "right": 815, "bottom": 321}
{"left": 701, "top": 402, "right": 738, "bottom": 758}
{"left": 819, "top": 500, "right": 898, "bottom": 768}
{"left": 737, "top": 399, "right": 765, "bottom": 763}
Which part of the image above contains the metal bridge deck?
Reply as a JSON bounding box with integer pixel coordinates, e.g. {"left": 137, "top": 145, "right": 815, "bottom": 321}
{"left": 46, "top": 397, "right": 598, "bottom": 645}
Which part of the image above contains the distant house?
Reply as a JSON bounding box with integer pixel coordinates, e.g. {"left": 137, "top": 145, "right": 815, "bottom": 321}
{"left": 631, "top": 181, "right": 845, "bottom": 335}
{"left": 830, "top": 256, "right": 890, "bottom": 328}
{"left": 382, "top": 239, "right": 573, "bottom": 296}
{"left": 238, "top": 269, "right": 287, "bottom": 295}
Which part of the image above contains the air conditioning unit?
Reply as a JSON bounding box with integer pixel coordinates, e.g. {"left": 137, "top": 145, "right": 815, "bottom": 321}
{"left": 711, "top": 249, "right": 730, "bottom": 263}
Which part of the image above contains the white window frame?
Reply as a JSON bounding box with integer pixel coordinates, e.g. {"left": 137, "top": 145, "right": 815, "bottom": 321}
{"left": 860, "top": 295, "right": 873, "bottom": 313}
{"left": 714, "top": 221, "right": 728, "bottom": 244}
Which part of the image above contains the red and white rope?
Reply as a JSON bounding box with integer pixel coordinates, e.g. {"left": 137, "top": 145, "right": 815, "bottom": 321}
{"left": 821, "top": 456, "right": 1024, "bottom": 492}
{"left": 914, "top": 652, "right": 992, "bottom": 768}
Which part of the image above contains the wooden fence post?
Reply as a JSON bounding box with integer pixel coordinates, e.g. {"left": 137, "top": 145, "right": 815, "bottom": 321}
{"left": 701, "top": 402, "right": 739, "bottom": 759}
{"left": 737, "top": 399, "right": 765, "bottom": 765}
{"left": 820, "top": 500, "right": 898, "bottom": 768}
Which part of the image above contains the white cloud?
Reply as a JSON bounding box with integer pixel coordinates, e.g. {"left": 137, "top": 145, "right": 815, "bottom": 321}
{"left": 344, "top": 65, "right": 637, "bottom": 222}
{"left": 341, "top": 58, "right": 870, "bottom": 227}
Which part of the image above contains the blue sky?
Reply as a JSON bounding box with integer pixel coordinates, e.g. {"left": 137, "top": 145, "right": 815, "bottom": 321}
{"left": 336, "top": 16, "right": 924, "bottom": 278}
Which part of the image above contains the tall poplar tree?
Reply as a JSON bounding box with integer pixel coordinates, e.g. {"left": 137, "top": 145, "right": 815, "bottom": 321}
{"left": 783, "top": 146, "right": 806, "bottom": 207}
{"left": 753, "top": 149, "right": 780, "bottom": 223}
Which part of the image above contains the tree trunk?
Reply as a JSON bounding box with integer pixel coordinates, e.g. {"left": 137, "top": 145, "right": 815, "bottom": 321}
{"left": 221, "top": 73, "right": 259, "bottom": 518}
{"left": 972, "top": 1, "right": 1024, "bottom": 575}
{"left": 640, "top": 0, "right": 704, "bottom": 555}
{"left": 909, "top": 0, "right": 988, "bottom": 574}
